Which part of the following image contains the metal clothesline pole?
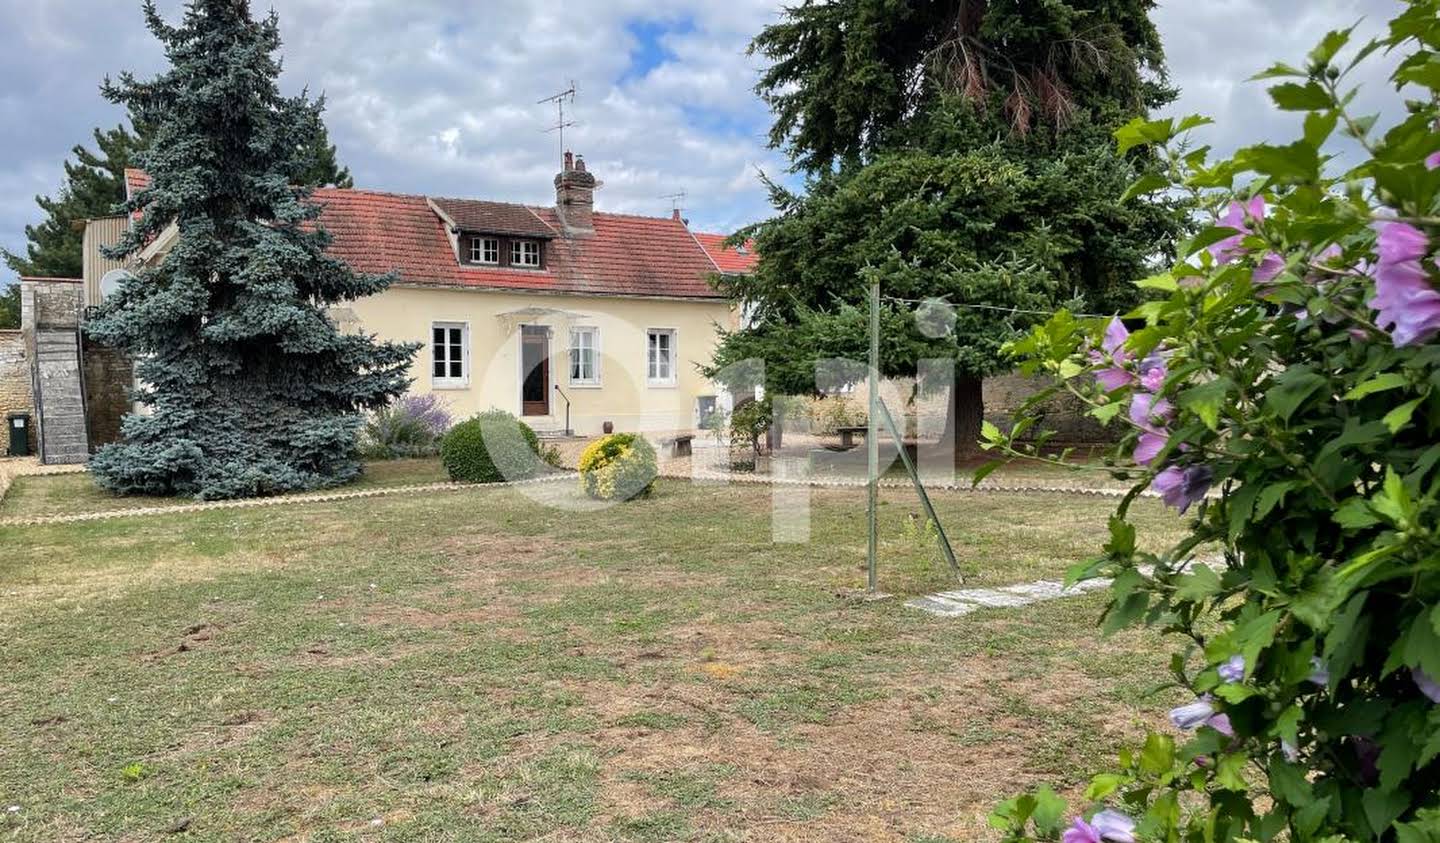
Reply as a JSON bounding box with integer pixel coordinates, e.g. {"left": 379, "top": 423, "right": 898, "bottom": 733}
{"left": 867, "top": 279, "right": 880, "bottom": 594}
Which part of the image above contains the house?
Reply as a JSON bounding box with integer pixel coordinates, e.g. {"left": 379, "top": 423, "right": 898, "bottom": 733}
{"left": 1, "top": 153, "right": 756, "bottom": 463}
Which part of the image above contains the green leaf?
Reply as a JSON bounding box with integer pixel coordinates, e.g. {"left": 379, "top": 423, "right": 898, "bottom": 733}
{"left": 1179, "top": 378, "right": 1233, "bottom": 431}
{"left": 980, "top": 420, "right": 1002, "bottom": 442}
{"left": 1384, "top": 398, "right": 1424, "bottom": 434}
{"left": 1235, "top": 140, "right": 1323, "bottom": 183}
{"left": 1140, "top": 732, "right": 1175, "bottom": 775}
{"left": 1115, "top": 117, "right": 1176, "bottom": 154}
{"left": 1175, "top": 565, "right": 1222, "bottom": 603}
{"left": 1268, "top": 81, "right": 1333, "bottom": 111}
{"left": 1228, "top": 483, "right": 1263, "bottom": 543}
{"left": 970, "top": 460, "right": 1002, "bottom": 488}
{"left": 1325, "top": 593, "right": 1369, "bottom": 688}
{"left": 1265, "top": 367, "right": 1328, "bottom": 421}
{"left": 1346, "top": 372, "right": 1409, "bottom": 399}
{"left": 1135, "top": 272, "right": 1178, "bottom": 291}
{"left": 1085, "top": 773, "right": 1126, "bottom": 801}
{"left": 1362, "top": 787, "right": 1410, "bottom": 837}
{"left": 1308, "top": 26, "right": 1354, "bottom": 68}
{"left": 1215, "top": 752, "right": 1248, "bottom": 791}
{"left": 1294, "top": 797, "right": 1331, "bottom": 839}
{"left": 1304, "top": 110, "right": 1340, "bottom": 147}
{"left": 1250, "top": 62, "right": 1306, "bottom": 80}
{"left": 1333, "top": 497, "right": 1381, "bottom": 529}
{"left": 1176, "top": 114, "right": 1215, "bottom": 133}
{"left": 1269, "top": 759, "right": 1312, "bottom": 806}
{"left": 1121, "top": 172, "right": 1169, "bottom": 202}
{"left": 1255, "top": 481, "right": 1298, "bottom": 520}
{"left": 1030, "top": 785, "right": 1066, "bottom": 835}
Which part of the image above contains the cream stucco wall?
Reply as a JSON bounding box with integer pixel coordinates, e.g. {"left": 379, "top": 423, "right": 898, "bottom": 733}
{"left": 347, "top": 285, "right": 736, "bottom": 436}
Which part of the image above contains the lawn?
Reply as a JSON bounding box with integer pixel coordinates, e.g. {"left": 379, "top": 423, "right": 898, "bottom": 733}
{"left": 0, "top": 476, "right": 1193, "bottom": 841}
{"left": 0, "top": 459, "right": 449, "bottom": 520}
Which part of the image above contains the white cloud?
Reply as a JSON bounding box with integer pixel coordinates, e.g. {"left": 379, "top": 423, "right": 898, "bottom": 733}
{"left": 0, "top": 0, "right": 1415, "bottom": 286}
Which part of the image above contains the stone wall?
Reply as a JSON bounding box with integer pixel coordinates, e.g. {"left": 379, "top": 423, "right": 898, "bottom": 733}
{"left": 793, "top": 370, "right": 1116, "bottom": 446}
{"left": 83, "top": 343, "right": 132, "bottom": 448}
{"left": 22, "top": 279, "right": 82, "bottom": 330}
{"left": 0, "top": 330, "right": 36, "bottom": 455}
{"left": 983, "top": 371, "right": 1116, "bottom": 445}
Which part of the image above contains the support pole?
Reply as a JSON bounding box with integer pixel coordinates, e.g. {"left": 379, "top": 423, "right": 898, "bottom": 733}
{"left": 875, "top": 399, "right": 962, "bottom": 580}
{"left": 867, "top": 279, "right": 880, "bottom": 593}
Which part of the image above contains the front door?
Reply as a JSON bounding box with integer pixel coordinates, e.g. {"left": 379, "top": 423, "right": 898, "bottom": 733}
{"left": 521, "top": 326, "right": 550, "bottom": 417}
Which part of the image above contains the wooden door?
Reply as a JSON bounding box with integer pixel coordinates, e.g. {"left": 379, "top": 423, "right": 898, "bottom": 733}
{"left": 521, "top": 326, "right": 550, "bottom": 416}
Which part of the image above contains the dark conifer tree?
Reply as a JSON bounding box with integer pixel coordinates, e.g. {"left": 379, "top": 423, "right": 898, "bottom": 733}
{"left": 708, "top": 0, "right": 1186, "bottom": 456}
{"left": 86, "top": 0, "right": 415, "bottom": 499}
{"left": 4, "top": 122, "right": 152, "bottom": 281}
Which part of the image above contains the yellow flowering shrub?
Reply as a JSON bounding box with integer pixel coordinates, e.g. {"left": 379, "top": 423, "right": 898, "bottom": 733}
{"left": 578, "top": 433, "right": 657, "bottom": 501}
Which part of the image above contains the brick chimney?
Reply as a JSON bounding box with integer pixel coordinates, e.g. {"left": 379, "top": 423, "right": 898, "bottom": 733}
{"left": 554, "top": 151, "right": 596, "bottom": 234}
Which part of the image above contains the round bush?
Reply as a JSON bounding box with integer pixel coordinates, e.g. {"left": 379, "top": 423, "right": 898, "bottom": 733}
{"left": 440, "top": 409, "right": 541, "bottom": 483}
{"left": 578, "top": 433, "right": 657, "bottom": 501}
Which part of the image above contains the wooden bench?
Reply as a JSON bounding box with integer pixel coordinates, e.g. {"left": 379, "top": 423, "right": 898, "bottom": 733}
{"left": 834, "top": 425, "right": 869, "bottom": 449}
{"left": 662, "top": 434, "right": 695, "bottom": 458}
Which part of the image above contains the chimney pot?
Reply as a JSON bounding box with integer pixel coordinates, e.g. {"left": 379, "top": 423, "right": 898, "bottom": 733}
{"left": 554, "top": 152, "right": 597, "bottom": 234}
{"left": 672, "top": 208, "right": 682, "bottom": 222}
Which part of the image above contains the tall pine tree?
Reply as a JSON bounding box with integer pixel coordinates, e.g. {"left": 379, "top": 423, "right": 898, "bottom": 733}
{"left": 3, "top": 122, "right": 151, "bottom": 281}
{"left": 86, "top": 0, "right": 415, "bottom": 499}
{"left": 708, "top": 0, "right": 1185, "bottom": 456}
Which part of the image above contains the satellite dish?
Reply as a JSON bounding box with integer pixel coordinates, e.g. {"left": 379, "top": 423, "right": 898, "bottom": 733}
{"left": 98, "top": 269, "right": 136, "bottom": 300}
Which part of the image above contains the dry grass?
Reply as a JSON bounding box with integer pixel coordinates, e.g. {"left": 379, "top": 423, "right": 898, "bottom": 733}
{"left": 0, "top": 476, "right": 1192, "bottom": 841}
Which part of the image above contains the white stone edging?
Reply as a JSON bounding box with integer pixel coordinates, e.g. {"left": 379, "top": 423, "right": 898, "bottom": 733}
{"left": 0, "top": 472, "right": 576, "bottom": 528}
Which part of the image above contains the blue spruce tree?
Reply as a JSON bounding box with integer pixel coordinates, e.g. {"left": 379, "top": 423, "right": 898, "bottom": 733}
{"left": 86, "top": 0, "right": 416, "bottom": 499}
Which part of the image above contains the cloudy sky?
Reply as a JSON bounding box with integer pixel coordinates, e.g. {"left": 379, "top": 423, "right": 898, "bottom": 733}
{"left": 0, "top": 0, "right": 1406, "bottom": 286}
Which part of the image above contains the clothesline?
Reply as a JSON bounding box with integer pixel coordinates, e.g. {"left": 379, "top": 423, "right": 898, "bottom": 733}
{"left": 879, "top": 294, "right": 1109, "bottom": 320}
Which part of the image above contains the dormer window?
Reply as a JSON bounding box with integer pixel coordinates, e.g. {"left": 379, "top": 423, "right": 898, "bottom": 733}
{"left": 511, "top": 240, "right": 541, "bottom": 268}
{"left": 469, "top": 236, "right": 498, "bottom": 265}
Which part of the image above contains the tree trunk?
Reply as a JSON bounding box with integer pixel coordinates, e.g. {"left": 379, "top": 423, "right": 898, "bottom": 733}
{"left": 940, "top": 376, "right": 984, "bottom": 464}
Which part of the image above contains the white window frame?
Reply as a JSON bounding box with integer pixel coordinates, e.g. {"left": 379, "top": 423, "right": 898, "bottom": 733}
{"left": 568, "top": 326, "right": 602, "bottom": 387}
{"left": 511, "top": 239, "right": 541, "bottom": 268}
{"left": 431, "top": 321, "right": 470, "bottom": 389}
{"left": 470, "top": 237, "right": 498, "bottom": 265}
{"left": 646, "top": 328, "right": 677, "bottom": 387}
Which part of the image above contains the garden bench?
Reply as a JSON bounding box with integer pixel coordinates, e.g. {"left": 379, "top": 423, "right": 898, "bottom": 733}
{"left": 663, "top": 434, "right": 694, "bottom": 458}
{"left": 835, "top": 425, "right": 869, "bottom": 449}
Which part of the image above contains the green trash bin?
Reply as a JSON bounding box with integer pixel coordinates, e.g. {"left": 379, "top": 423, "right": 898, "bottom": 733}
{"left": 7, "top": 412, "right": 30, "bottom": 457}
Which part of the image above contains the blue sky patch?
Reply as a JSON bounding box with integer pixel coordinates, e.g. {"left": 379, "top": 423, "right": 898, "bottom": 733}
{"left": 622, "top": 16, "right": 695, "bottom": 83}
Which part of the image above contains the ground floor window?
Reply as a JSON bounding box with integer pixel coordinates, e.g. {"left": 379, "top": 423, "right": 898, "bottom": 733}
{"left": 647, "top": 329, "right": 676, "bottom": 386}
{"left": 432, "top": 322, "right": 468, "bottom": 388}
{"left": 569, "top": 326, "right": 599, "bottom": 385}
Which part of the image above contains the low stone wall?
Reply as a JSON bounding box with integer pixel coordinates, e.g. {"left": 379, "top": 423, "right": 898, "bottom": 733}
{"left": 983, "top": 371, "right": 1115, "bottom": 446}
{"left": 795, "top": 371, "right": 1116, "bottom": 446}
{"left": 0, "top": 330, "right": 35, "bottom": 455}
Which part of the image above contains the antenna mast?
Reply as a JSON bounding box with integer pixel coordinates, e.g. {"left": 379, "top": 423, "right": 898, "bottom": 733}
{"left": 538, "top": 82, "right": 577, "bottom": 166}
{"left": 659, "top": 190, "right": 688, "bottom": 214}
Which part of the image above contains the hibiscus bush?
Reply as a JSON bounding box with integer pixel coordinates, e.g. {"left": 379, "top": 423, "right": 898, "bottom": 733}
{"left": 983, "top": 5, "right": 1440, "bottom": 841}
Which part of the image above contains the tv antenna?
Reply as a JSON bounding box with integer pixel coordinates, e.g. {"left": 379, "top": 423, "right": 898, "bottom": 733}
{"left": 660, "top": 190, "right": 687, "bottom": 212}
{"left": 538, "top": 82, "right": 577, "bottom": 165}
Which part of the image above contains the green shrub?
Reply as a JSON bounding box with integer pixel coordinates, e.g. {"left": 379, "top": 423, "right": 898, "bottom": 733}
{"left": 578, "top": 433, "right": 657, "bottom": 501}
{"left": 440, "top": 409, "right": 541, "bottom": 483}
{"left": 987, "top": 7, "right": 1440, "bottom": 841}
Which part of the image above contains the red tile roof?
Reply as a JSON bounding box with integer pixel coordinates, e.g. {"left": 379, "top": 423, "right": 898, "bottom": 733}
{"left": 431, "top": 198, "right": 557, "bottom": 239}
{"left": 692, "top": 232, "right": 758, "bottom": 274}
{"left": 119, "top": 170, "right": 745, "bottom": 299}
{"left": 124, "top": 168, "right": 151, "bottom": 201}
{"left": 314, "top": 188, "right": 732, "bottom": 299}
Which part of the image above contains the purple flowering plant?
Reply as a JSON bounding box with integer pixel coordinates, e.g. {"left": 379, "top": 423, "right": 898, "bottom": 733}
{"left": 360, "top": 392, "right": 454, "bottom": 459}
{"left": 985, "top": 4, "right": 1440, "bottom": 841}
